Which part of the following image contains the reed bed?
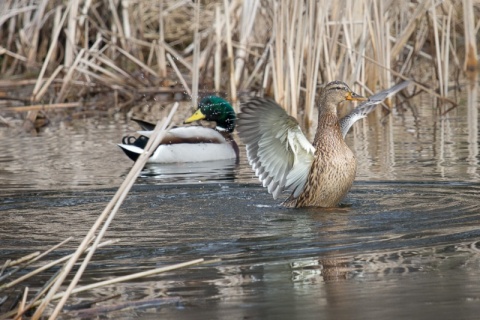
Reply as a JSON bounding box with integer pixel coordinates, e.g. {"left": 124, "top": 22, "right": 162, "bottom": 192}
{"left": 0, "top": 0, "right": 479, "bottom": 317}
{"left": 0, "top": 0, "right": 478, "bottom": 129}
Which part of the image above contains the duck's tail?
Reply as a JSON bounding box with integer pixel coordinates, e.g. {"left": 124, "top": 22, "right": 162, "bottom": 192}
{"left": 118, "top": 135, "right": 149, "bottom": 162}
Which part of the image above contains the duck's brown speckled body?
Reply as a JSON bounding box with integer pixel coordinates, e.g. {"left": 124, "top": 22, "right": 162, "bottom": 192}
{"left": 284, "top": 113, "right": 357, "bottom": 207}
{"left": 238, "top": 80, "right": 410, "bottom": 208}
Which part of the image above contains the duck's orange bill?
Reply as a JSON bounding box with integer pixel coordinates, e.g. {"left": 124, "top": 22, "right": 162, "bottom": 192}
{"left": 346, "top": 91, "right": 368, "bottom": 102}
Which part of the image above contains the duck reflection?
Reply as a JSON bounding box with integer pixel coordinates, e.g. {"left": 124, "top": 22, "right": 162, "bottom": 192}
{"left": 134, "top": 159, "right": 238, "bottom": 184}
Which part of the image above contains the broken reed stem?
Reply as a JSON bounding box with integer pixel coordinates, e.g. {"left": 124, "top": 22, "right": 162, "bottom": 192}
{"left": 3, "top": 252, "right": 40, "bottom": 269}
{"left": 191, "top": 0, "right": 200, "bottom": 108}
{"left": 214, "top": 4, "right": 222, "bottom": 92}
{"left": 7, "top": 102, "right": 82, "bottom": 112}
{"left": 223, "top": 0, "right": 237, "bottom": 104}
{"left": 0, "top": 237, "right": 73, "bottom": 284}
{"left": 463, "top": 0, "right": 478, "bottom": 83}
{"left": 54, "top": 258, "right": 205, "bottom": 299}
{"left": 167, "top": 53, "right": 192, "bottom": 97}
{"left": 32, "top": 2, "right": 71, "bottom": 101}
{"left": 0, "top": 240, "right": 118, "bottom": 293}
{"left": 8, "top": 258, "right": 207, "bottom": 320}
{"left": 32, "top": 103, "right": 179, "bottom": 320}
{"left": 158, "top": 0, "right": 167, "bottom": 77}
{"left": 16, "top": 287, "right": 28, "bottom": 319}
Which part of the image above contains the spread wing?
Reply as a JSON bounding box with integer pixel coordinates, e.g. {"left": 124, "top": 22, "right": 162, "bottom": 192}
{"left": 340, "top": 80, "right": 411, "bottom": 137}
{"left": 237, "top": 97, "right": 315, "bottom": 199}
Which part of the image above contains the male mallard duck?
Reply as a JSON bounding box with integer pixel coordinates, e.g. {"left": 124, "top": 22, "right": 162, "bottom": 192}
{"left": 119, "top": 96, "right": 239, "bottom": 163}
{"left": 237, "top": 80, "right": 410, "bottom": 208}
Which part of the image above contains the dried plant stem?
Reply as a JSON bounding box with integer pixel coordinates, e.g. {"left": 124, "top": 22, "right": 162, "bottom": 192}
{"left": 463, "top": 0, "right": 478, "bottom": 83}
{"left": 53, "top": 258, "right": 205, "bottom": 299}
{"left": 214, "top": 5, "right": 222, "bottom": 92}
{"left": 65, "top": 0, "right": 79, "bottom": 67}
{"left": 191, "top": 0, "right": 201, "bottom": 107}
{"left": 16, "top": 287, "right": 28, "bottom": 319}
{"left": 7, "top": 102, "right": 82, "bottom": 112}
{"left": 223, "top": 0, "right": 237, "bottom": 104}
{"left": 9, "top": 258, "right": 206, "bottom": 320}
{"left": 167, "top": 53, "right": 192, "bottom": 97}
{"left": 158, "top": 0, "right": 167, "bottom": 77}
{"left": 32, "top": 3, "right": 71, "bottom": 101}
{"left": 32, "top": 103, "right": 179, "bottom": 320}
{"left": 0, "top": 240, "right": 117, "bottom": 292}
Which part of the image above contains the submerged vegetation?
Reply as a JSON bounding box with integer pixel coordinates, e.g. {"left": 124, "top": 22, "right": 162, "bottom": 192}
{"left": 0, "top": 0, "right": 478, "bottom": 131}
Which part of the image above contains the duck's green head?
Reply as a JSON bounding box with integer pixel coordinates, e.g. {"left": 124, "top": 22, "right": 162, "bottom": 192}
{"left": 184, "top": 96, "right": 236, "bottom": 132}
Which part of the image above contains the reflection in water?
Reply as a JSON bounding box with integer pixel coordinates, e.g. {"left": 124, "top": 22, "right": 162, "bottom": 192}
{"left": 1, "top": 182, "right": 480, "bottom": 317}
{"left": 467, "top": 83, "right": 478, "bottom": 177}
{"left": 1, "top": 90, "right": 480, "bottom": 318}
{"left": 137, "top": 159, "right": 238, "bottom": 184}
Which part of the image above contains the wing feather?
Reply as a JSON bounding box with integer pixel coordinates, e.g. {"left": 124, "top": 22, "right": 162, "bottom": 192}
{"left": 237, "top": 97, "right": 314, "bottom": 200}
{"left": 340, "top": 80, "right": 411, "bottom": 137}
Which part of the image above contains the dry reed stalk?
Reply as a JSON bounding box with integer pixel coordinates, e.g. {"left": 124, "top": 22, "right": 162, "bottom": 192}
{"left": 78, "top": 0, "right": 92, "bottom": 27}
{"left": 31, "top": 3, "right": 71, "bottom": 101}
{"left": 121, "top": 0, "right": 131, "bottom": 40}
{"left": 115, "top": 46, "right": 159, "bottom": 79}
{"left": 78, "top": 58, "right": 128, "bottom": 85}
{"left": 214, "top": 4, "right": 222, "bottom": 92}
{"left": 242, "top": 38, "right": 273, "bottom": 91}
{"left": 3, "top": 252, "right": 39, "bottom": 269}
{"left": 2, "top": 243, "right": 118, "bottom": 320}
{"left": 442, "top": 6, "right": 453, "bottom": 96}
{"left": 167, "top": 53, "right": 192, "bottom": 97}
{"left": 430, "top": 1, "right": 444, "bottom": 96}
{"left": 0, "top": 46, "right": 27, "bottom": 62}
{"left": 35, "top": 65, "right": 63, "bottom": 102}
{"left": 16, "top": 287, "right": 28, "bottom": 319}
{"left": 0, "top": 237, "right": 72, "bottom": 286}
{"left": 234, "top": 0, "right": 259, "bottom": 85}
{"left": 7, "top": 102, "right": 82, "bottom": 112}
{"left": 158, "top": 0, "right": 167, "bottom": 77}
{"left": 0, "top": 260, "right": 10, "bottom": 276}
{"left": 25, "top": 0, "right": 49, "bottom": 67}
{"left": 304, "top": 2, "right": 325, "bottom": 130}
{"left": 223, "top": 0, "right": 237, "bottom": 104}
{"left": 463, "top": 0, "right": 478, "bottom": 83}
{"left": 390, "top": 0, "right": 429, "bottom": 59}
{"left": 9, "top": 258, "right": 206, "bottom": 320}
{"left": 55, "top": 48, "right": 87, "bottom": 103}
{"left": 191, "top": 0, "right": 201, "bottom": 108}
{"left": 107, "top": 0, "right": 127, "bottom": 50}
{"left": 0, "top": 240, "right": 117, "bottom": 292}
{"left": 163, "top": 41, "right": 193, "bottom": 71}
{"left": 65, "top": 0, "right": 79, "bottom": 67}
{"left": 31, "top": 103, "right": 179, "bottom": 319}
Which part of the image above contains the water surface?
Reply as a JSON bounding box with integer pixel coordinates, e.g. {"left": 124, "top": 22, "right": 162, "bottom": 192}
{"left": 0, "top": 91, "right": 479, "bottom": 319}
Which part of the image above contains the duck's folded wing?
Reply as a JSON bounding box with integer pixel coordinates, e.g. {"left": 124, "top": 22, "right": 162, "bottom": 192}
{"left": 238, "top": 98, "right": 314, "bottom": 199}
{"left": 340, "top": 80, "right": 411, "bottom": 138}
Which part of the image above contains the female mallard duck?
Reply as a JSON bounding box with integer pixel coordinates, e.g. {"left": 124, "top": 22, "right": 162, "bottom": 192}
{"left": 237, "top": 80, "right": 410, "bottom": 208}
{"left": 119, "top": 96, "right": 239, "bottom": 163}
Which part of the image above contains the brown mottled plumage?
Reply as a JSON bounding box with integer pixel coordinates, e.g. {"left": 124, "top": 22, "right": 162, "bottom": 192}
{"left": 283, "top": 84, "right": 360, "bottom": 207}
{"left": 238, "top": 80, "right": 410, "bottom": 208}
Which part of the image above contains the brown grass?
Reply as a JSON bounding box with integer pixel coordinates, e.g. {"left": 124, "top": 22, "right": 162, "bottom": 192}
{"left": 0, "top": 0, "right": 478, "bottom": 130}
